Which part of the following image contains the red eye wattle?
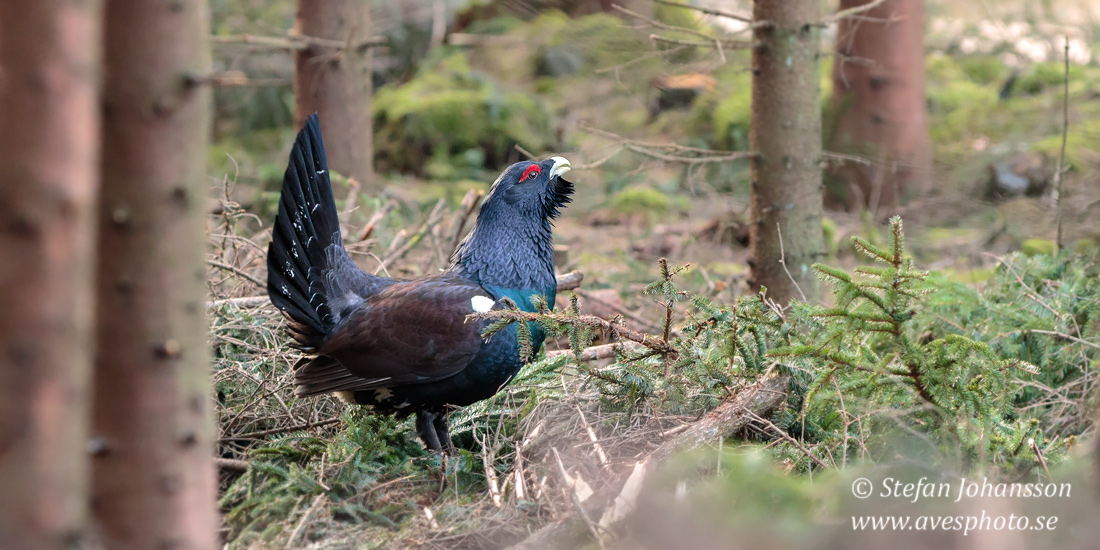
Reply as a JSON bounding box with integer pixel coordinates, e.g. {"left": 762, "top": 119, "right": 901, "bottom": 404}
{"left": 520, "top": 165, "right": 541, "bottom": 181}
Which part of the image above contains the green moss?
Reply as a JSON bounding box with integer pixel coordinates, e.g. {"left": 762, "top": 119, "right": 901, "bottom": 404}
{"left": 705, "top": 262, "right": 749, "bottom": 278}
{"left": 821, "top": 217, "right": 838, "bottom": 258}
{"left": 938, "top": 266, "right": 997, "bottom": 284}
{"left": 373, "top": 51, "right": 552, "bottom": 174}
{"left": 1021, "top": 238, "right": 1057, "bottom": 257}
{"left": 1015, "top": 62, "right": 1088, "bottom": 96}
{"left": 537, "top": 12, "right": 661, "bottom": 73}
{"left": 925, "top": 227, "right": 982, "bottom": 247}
{"left": 957, "top": 56, "right": 1011, "bottom": 85}
{"left": 689, "top": 63, "right": 752, "bottom": 150}
{"left": 1033, "top": 117, "right": 1100, "bottom": 170}
{"left": 928, "top": 78, "right": 998, "bottom": 116}
{"left": 1075, "top": 238, "right": 1100, "bottom": 255}
{"left": 610, "top": 185, "right": 672, "bottom": 214}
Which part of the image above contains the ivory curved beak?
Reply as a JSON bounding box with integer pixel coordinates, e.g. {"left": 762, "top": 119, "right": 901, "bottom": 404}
{"left": 549, "top": 156, "right": 571, "bottom": 178}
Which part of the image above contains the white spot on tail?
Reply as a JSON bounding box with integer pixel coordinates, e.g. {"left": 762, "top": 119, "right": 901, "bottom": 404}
{"left": 471, "top": 296, "right": 495, "bottom": 313}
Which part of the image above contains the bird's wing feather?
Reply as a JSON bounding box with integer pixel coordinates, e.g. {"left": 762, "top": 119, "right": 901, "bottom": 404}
{"left": 268, "top": 114, "right": 393, "bottom": 350}
{"left": 292, "top": 274, "right": 494, "bottom": 396}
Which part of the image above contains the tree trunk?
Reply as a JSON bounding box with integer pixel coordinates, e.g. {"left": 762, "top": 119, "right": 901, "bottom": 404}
{"left": 828, "top": 0, "right": 931, "bottom": 212}
{"left": 748, "top": 0, "right": 825, "bottom": 304}
{"left": 294, "top": 0, "right": 374, "bottom": 189}
{"left": 0, "top": 2, "right": 101, "bottom": 548}
{"left": 92, "top": 0, "right": 217, "bottom": 548}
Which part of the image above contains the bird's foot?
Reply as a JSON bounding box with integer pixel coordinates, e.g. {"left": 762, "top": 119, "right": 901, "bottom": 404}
{"left": 415, "top": 411, "right": 453, "bottom": 454}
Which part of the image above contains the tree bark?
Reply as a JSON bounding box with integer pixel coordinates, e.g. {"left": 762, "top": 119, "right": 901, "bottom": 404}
{"left": 92, "top": 0, "right": 217, "bottom": 548}
{"left": 828, "top": 0, "right": 931, "bottom": 211}
{"left": 293, "top": 0, "right": 374, "bottom": 189}
{"left": 0, "top": 2, "right": 101, "bottom": 548}
{"left": 748, "top": 0, "right": 825, "bottom": 304}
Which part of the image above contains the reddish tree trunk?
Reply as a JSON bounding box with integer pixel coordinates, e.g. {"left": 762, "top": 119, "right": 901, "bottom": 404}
{"left": 92, "top": 0, "right": 217, "bottom": 548}
{"left": 748, "top": 0, "right": 825, "bottom": 304}
{"left": 829, "top": 0, "right": 931, "bottom": 211}
{"left": 0, "top": 2, "right": 101, "bottom": 548}
{"left": 294, "top": 0, "right": 374, "bottom": 189}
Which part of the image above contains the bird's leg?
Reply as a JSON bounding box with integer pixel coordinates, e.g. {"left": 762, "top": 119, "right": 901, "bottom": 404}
{"left": 433, "top": 414, "right": 453, "bottom": 454}
{"left": 415, "top": 411, "right": 443, "bottom": 452}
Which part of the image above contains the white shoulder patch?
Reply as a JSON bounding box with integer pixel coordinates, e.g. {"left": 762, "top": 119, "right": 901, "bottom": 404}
{"left": 471, "top": 295, "right": 496, "bottom": 313}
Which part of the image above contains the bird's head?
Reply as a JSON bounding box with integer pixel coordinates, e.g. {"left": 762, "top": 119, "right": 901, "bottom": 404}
{"left": 481, "top": 156, "right": 574, "bottom": 221}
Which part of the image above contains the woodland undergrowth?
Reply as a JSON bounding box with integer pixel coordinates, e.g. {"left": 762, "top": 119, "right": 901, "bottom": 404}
{"left": 209, "top": 211, "right": 1099, "bottom": 548}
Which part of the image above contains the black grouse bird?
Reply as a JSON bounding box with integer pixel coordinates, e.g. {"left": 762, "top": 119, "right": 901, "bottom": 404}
{"left": 267, "top": 115, "right": 573, "bottom": 451}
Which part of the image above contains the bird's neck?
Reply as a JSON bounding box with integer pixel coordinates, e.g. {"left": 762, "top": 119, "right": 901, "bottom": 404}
{"left": 451, "top": 212, "right": 557, "bottom": 308}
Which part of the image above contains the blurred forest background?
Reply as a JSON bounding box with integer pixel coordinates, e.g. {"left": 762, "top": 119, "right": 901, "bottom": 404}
{"left": 3, "top": 0, "right": 1100, "bottom": 549}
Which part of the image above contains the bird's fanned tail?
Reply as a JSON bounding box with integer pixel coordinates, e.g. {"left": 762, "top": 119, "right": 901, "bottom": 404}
{"left": 267, "top": 114, "right": 380, "bottom": 351}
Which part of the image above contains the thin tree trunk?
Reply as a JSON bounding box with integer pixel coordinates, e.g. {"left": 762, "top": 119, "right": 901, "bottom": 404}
{"left": 828, "top": 0, "right": 931, "bottom": 212}
{"left": 748, "top": 0, "right": 825, "bottom": 304}
{"left": 92, "top": 0, "right": 216, "bottom": 548}
{"left": 294, "top": 0, "right": 374, "bottom": 189}
{"left": 0, "top": 2, "right": 101, "bottom": 548}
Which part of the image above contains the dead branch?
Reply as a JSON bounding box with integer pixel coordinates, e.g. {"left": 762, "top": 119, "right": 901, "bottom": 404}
{"left": 556, "top": 271, "right": 584, "bottom": 291}
{"left": 505, "top": 376, "right": 790, "bottom": 549}
{"left": 193, "top": 71, "right": 290, "bottom": 87}
{"left": 546, "top": 342, "right": 643, "bottom": 362}
{"left": 206, "top": 295, "right": 270, "bottom": 310}
{"left": 449, "top": 189, "right": 485, "bottom": 252}
{"left": 745, "top": 410, "right": 829, "bottom": 469}
{"left": 210, "top": 33, "right": 387, "bottom": 52}
{"left": 649, "top": 34, "right": 755, "bottom": 50}
{"left": 218, "top": 418, "right": 341, "bottom": 442}
{"left": 446, "top": 33, "right": 524, "bottom": 47}
{"left": 286, "top": 494, "right": 327, "bottom": 548}
{"left": 204, "top": 271, "right": 583, "bottom": 312}
{"left": 1055, "top": 36, "right": 1070, "bottom": 250}
{"left": 612, "top": 4, "right": 716, "bottom": 43}
{"left": 207, "top": 259, "right": 264, "bottom": 288}
{"left": 214, "top": 457, "right": 251, "bottom": 472}
{"left": 651, "top": 0, "right": 752, "bottom": 24}
{"left": 821, "top": 0, "right": 890, "bottom": 26}
{"left": 375, "top": 199, "right": 447, "bottom": 273}
{"left": 642, "top": 376, "right": 789, "bottom": 465}
{"left": 356, "top": 199, "right": 398, "bottom": 242}
{"left": 821, "top": 151, "right": 874, "bottom": 166}
{"left": 580, "top": 124, "right": 757, "bottom": 164}
{"left": 473, "top": 308, "right": 677, "bottom": 358}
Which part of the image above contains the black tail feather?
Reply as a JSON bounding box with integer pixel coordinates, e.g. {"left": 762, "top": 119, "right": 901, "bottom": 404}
{"left": 268, "top": 114, "right": 361, "bottom": 347}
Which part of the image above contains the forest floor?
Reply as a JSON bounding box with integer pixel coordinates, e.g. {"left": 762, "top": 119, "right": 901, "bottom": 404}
{"left": 205, "top": 1, "right": 1100, "bottom": 548}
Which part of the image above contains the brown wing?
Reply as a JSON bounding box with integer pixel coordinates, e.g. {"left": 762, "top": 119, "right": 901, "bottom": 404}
{"left": 292, "top": 274, "right": 494, "bottom": 397}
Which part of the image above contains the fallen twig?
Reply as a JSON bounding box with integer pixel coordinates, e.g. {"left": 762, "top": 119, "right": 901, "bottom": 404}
{"left": 449, "top": 189, "right": 485, "bottom": 252}
{"left": 376, "top": 199, "right": 447, "bottom": 273}
{"left": 218, "top": 418, "right": 341, "bottom": 442}
{"left": 1055, "top": 36, "right": 1070, "bottom": 250}
{"left": 505, "top": 376, "right": 790, "bottom": 549}
{"left": 206, "top": 295, "right": 270, "bottom": 310}
{"left": 545, "top": 342, "right": 644, "bottom": 362}
{"left": 357, "top": 199, "right": 397, "bottom": 242}
{"left": 746, "top": 410, "right": 829, "bottom": 469}
{"left": 214, "top": 457, "right": 251, "bottom": 472}
{"left": 207, "top": 259, "right": 265, "bottom": 288}
{"left": 286, "top": 494, "right": 327, "bottom": 549}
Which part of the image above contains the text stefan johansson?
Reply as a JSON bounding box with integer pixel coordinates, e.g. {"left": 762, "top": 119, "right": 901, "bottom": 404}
{"left": 879, "top": 477, "right": 1071, "bottom": 503}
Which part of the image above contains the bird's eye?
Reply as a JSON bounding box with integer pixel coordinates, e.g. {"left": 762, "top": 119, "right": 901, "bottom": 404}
{"left": 520, "top": 165, "right": 541, "bottom": 182}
